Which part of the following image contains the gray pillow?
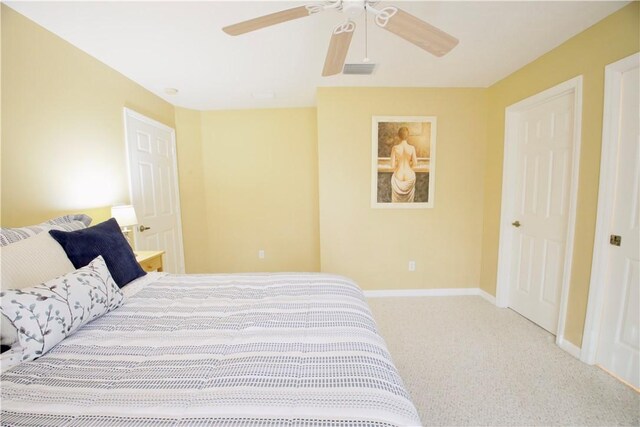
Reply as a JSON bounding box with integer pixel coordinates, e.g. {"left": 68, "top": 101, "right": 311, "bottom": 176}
{"left": 0, "top": 214, "right": 92, "bottom": 247}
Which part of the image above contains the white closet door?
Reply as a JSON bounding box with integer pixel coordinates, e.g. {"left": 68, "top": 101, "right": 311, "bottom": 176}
{"left": 508, "top": 92, "right": 575, "bottom": 334}
{"left": 596, "top": 64, "right": 640, "bottom": 389}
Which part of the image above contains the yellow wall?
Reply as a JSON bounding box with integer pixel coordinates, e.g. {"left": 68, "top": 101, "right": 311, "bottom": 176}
{"left": 1, "top": 6, "right": 319, "bottom": 274}
{"left": 174, "top": 108, "right": 210, "bottom": 272}
{"left": 195, "top": 108, "right": 320, "bottom": 273}
{"left": 479, "top": 2, "right": 640, "bottom": 346}
{"left": 317, "top": 87, "right": 488, "bottom": 290}
{"left": 1, "top": 5, "right": 175, "bottom": 227}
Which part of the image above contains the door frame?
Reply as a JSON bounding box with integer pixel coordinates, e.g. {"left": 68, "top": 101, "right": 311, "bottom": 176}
{"left": 495, "top": 76, "right": 583, "bottom": 353}
{"left": 581, "top": 53, "right": 640, "bottom": 365}
{"left": 123, "top": 107, "right": 186, "bottom": 273}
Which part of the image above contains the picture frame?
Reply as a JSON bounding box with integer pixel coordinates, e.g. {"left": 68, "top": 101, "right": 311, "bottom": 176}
{"left": 371, "top": 116, "right": 437, "bottom": 209}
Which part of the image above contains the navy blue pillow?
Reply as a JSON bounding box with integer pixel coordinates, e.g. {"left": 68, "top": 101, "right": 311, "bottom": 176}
{"left": 49, "top": 218, "right": 146, "bottom": 287}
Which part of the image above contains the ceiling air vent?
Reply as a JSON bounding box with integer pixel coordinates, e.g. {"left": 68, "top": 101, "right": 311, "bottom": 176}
{"left": 343, "top": 63, "right": 377, "bottom": 75}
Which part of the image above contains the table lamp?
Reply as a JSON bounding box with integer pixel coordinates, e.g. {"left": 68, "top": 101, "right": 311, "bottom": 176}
{"left": 111, "top": 205, "right": 138, "bottom": 248}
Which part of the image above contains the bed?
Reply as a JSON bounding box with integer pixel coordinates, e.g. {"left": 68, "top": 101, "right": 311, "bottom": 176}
{"left": 1, "top": 272, "right": 421, "bottom": 426}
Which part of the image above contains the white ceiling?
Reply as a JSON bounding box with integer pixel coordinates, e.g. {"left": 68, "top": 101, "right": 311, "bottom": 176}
{"left": 6, "top": 1, "right": 628, "bottom": 110}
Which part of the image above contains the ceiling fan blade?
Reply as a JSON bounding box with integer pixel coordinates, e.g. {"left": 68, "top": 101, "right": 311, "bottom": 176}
{"left": 322, "top": 21, "right": 356, "bottom": 77}
{"left": 223, "top": 6, "right": 312, "bottom": 36}
{"left": 374, "top": 7, "right": 458, "bottom": 57}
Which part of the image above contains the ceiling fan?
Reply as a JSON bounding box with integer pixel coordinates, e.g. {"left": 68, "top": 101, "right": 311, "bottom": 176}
{"left": 222, "top": 0, "right": 459, "bottom": 77}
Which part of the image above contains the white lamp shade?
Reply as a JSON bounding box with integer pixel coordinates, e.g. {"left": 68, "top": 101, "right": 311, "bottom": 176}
{"left": 111, "top": 205, "right": 139, "bottom": 227}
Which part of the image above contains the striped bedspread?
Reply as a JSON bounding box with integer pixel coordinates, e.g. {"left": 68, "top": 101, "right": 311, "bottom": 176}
{"left": 1, "top": 273, "right": 421, "bottom": 426}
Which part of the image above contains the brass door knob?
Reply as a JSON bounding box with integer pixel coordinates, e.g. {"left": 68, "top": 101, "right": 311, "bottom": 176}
{"left": 512, "top": 221, "right": 521, "bottom": 228}
{"left": 139, "top": 225, "right": 151, "bottom": 232}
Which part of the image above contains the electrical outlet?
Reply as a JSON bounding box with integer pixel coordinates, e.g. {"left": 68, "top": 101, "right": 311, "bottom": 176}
{"left": 408, "top": 261, "right": 416, "bottom": 272}
{"left": 258, "top": 250, "right": 265, "bottom": 259}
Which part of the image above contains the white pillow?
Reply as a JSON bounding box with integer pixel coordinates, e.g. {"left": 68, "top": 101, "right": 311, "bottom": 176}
{"left": 1, "top": 232, "right": 76, "bottom": 290}
{"left": 0, "top": 256, "right": 124, "bottom": 365}
{"left": 1, "top": 233, "right": 76, "bottom": 347}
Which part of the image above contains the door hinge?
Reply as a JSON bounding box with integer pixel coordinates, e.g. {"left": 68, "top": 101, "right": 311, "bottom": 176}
{"left": 610, "top": 235, "right": 621, "bottom": 246}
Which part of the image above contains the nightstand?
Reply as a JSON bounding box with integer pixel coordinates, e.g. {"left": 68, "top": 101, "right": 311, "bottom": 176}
{"left": 135, "top": 250, "right": 165, "bottom": 272}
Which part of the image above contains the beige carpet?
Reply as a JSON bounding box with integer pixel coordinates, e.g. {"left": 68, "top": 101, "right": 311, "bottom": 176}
{"left": 367, "top": 296, "right": 639, "bottom": 426}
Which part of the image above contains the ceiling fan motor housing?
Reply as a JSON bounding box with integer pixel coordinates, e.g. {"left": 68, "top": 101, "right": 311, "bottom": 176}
{"left": 342, "top": 0, "right": 366, "bottom": 17}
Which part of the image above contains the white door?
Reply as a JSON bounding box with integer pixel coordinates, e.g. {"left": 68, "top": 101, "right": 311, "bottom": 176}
{"left": 596, "top": 63, "right": 639, "bottom": 388}
{"left": 124, "top": 108, "right": 185, "bottom": 273}
{"left": 509, "top": 93, "right": 574, "bottom": 334}
{"left": 504, "top": 89, "right": 578, "bottom": 334}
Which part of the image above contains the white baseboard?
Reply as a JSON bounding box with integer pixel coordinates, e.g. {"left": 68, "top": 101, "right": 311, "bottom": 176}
{"left": 557, "top": 336, "right": 582, "bottom": 359}
{"left": 364, "top": 287, "right": 496, "bottom": 303}
{"left": 478, "top": 289, "right": 496, "bottom": 304}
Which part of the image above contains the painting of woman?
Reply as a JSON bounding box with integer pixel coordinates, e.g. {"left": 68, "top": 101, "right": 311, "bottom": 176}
{"left": 371, "top": 116, "right": 436, "bottom": 208}
{"left": 390, "top": 126, "right": 418, "bottom": 202}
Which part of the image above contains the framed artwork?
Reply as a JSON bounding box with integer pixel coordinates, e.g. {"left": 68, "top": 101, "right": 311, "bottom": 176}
{"left": 371, "top": 116, "right": 437, "bottom": 209}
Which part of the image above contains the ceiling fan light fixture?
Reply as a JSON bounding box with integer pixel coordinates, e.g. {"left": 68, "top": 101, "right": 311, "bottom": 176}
{"left": 342, "top": 0, "right": 366, "bottom": 17}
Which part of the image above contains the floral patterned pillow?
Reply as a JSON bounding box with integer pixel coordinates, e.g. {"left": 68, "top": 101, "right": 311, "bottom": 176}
{"left": 0, "top": 256, "right": 124, "bottom": 363}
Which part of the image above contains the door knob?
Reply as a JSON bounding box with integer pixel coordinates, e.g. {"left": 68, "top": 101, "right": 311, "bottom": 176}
{"left": 512, "top": 221, "right": 521, "bottom": 228}
{"left": 139, "top": 225, "right": 151, "bottom": 232}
